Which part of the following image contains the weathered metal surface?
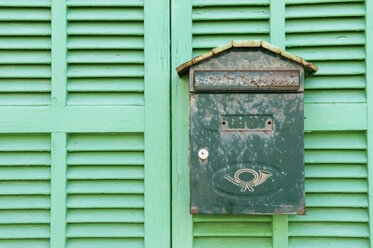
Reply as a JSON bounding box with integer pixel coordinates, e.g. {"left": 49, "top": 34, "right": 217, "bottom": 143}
{"left": 176, "top": 40, "right": 318, "bottom": 77}
{"left": 194, "top": 70, "right": 300, "bottom": 91}
{"left": 187, "top": 47, "right": 306, "bottom": 215}
{"left": 189, "top": 93, "right": 305, "bottom": 214}
{"left": 189, "top": 47, "right": 305, "bottom": 92}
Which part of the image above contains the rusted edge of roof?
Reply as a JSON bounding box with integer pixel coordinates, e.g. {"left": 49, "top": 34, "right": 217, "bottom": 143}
{"left": 176, "top": 40, "right": 318, "bottom": 77}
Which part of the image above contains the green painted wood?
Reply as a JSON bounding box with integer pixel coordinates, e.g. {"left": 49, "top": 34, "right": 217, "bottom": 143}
{"left": 50, "top": 133, "right": 67, "bottom": 248}
{"left": 366, "top": 0, "right": 373, "bottom": 246}
{"left": 144, "top": 0, "right": 170, "bottom": 246}
{"left": 51, "top": 0, "right": 66, "bottom": 107}
{"left": 270, "top": 0, "right": 285, "bottom": 49}
{"left": 270, "top": 1, "right": 288, "bottom": 247}
{"left": 0, "top": 106, "right": 144, "bottom": 132}
{"left": 171, "top": 0, "right": 193, "bottom": 247}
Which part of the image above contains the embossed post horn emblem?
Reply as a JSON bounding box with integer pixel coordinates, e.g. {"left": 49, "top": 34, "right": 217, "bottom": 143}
{"left": 224, "top": 168, "right": 272, "bottom": 192}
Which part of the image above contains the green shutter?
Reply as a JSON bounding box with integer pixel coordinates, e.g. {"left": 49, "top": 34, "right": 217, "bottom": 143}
{"left": 0, "top": 0, "right": 170, "bottom": 247}
{"left": 285, "top": 0, "right": 369, "bottom": 247}
{"left": 0, "top": 0, "right": 51, "bottom": 105}
{"left": 171, "top": 0, "right": 371, "bottom": 248}
{"left": 0, "top": 134, "right": 51, "bottom": 248}
{"left": 66, "top": 133, "right": 144, "bottom": 248}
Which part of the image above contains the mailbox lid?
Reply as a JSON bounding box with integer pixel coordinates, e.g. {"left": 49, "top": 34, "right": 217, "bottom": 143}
{"left": 193, "top": 70, "right": 300, "bottom": 92}
{"left": 189, "top": 47, "right": 305, "bottom": 92}
{"left": 189, "top": 93, "right": 305, "bottom": 215}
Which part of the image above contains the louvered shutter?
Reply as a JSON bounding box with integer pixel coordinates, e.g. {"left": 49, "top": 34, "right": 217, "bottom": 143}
{"left": 66, "top": 133, "right": 144, "bottom": 248}
{"left": 0, "top": 134, "right": 51, "bottom": 248}
{"left": 171, "top": 0, "right": 370, "bottom": 248}
{"left": 0, "top": 0, "right": 170, "bottom": 247}
{"left": 285, "top": 0, "right": 369, "bottom": 247}
{"left": 0, "top": 0, "right": 51, "bottom": 105}
{"left": 0, "top": 1, "right": 52, "bottom": 246}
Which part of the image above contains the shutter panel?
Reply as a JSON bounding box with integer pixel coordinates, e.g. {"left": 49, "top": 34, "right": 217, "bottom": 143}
{"left": 0, "top": 0, "right": 51, "bottom": 105}
{"left": 0, "top": 134, "right": 51, "bottom": 248}
{"left": 66, "top": 0, "right": 144, "bottom": 106}
{"left": 191, "top": 1, "right": 273, "bottom": 247}
{"left": 285, "top": 0, "right": 369, "bottom": 247}
{"left": 66, "top": 133, "right": 144, "bottom": 248}
{"left": 192, "top": 0, "right": 270, "bottom": 57}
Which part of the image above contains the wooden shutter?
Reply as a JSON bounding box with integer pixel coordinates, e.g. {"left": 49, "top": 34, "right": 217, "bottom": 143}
{"left": 0, "top": 134, "right": 51, "bottom": 248}
{"left": 285, "top": 0, "right": 369, "bottom": 247}
{"left": 171, "top": 0, "right": 371, "bottom": 248}
{"left": 0, "top": 0, "right": 51, "bottom": 105}
{"left": 0, "top": 0, "right": 170, "bottom": 248}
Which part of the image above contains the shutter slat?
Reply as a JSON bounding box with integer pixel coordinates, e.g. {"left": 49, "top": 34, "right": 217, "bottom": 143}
{"left": 287, "top": 46, "right": 365, "bottom": 60}
{"left": 67, "top": 223, "right": 144, "bottom": 237}
{"left": 0, "top": 0, "right": 50, "bottom": 7}
{"left": 289, "top": 238, "right": 369, "bottom": 248}
{"left": 67, "top": 0, "right": 144, "bottom": 7}
{"left": 193, "top": 6, "right": 269, "bottom": 20}
{"left": 67, "top": 209, "right": 144, "bottom": 223}
{"left": 0, "top": 8, "right": 51, "bottom": 21}
{"left": 305, "top": 150, "right": 367, "bottom": 163}
{"left": 193, "top": 21, "right": 269, "bottom": 34}
{"left": 305, "top": 164, "right": 366, "bottom": 178}
{"left": 193, "top": 222, "right": 272, "bottom": 237}
{"left": 68, "top": 50, "right": 144, "bottom": 64}
{"left": 286, "top": 3, "right": 365, "bottom": 18}
{"left": 0, "top": 210, "right": 50, "bottom": 224}
{"left": 0, "top": 181, "right": 50, "bottom": 195}
{"left": 67, "top": 238, "right": 144, "bottom": 248}
{"left": 68, "top": 36, "right": 144, "bottom": 49}
{"left": 288, "top": 223, "right": 369, "bottom": 237}
{"left": 305, "top": 179, "right": 367, "bottom": 193}
{"left": 289, "top": 208, "right": 368, "bottom": 222}
{"left": 286, "top": 18, "right": 365, "bottom": 33}
{"left": 305, "top": 132, "right": 366, "bottom": 149}
{"left": 305, "top": 76, "right": 365, "bottom": 89}
{"left": 194, "top": 237, "right": 272, "bottom": 248}
{"left": 67, "top": 180, "right": 144, "bottom": 194}
{"left": 193, "top": 0, "right": 269, "bottom": 6}
{"left": 0, "top": 224, "right": 50, "bottom": 239}
{"left": 67, "top": 22, "right": 144, "bottom": 35}
{"left": 68, "top": 166, "right": 143, "bottom": 179}
{"left": 306, "top": 193, "right": 368, "bottom": 207}
{"left": 67, "top": 195, "right": 144, "bottom": 208}
{"left": 68, "top": 8, "right": 143, "bottom": 21}
{"left": 68, "top": 78, "right": 143, "bottom": 92}
{"left": 305, "top": 90, "right": 366, "bottom": 103}
{"left": 286, "top": 32, "right": 365, "bottom": 47}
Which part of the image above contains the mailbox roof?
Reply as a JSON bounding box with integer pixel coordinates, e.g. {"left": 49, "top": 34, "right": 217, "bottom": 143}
{"left": 176, "top": 40, "right": 318, "bottom": 77}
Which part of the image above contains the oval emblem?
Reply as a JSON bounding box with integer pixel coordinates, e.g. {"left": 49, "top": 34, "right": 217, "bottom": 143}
{"left": 212, "top": 163, "right": 283, "bottom": 197}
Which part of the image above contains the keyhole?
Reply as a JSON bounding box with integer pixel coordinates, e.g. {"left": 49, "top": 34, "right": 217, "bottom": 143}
{"left": 198, "top": 148, "right": 209, "bottom": 160}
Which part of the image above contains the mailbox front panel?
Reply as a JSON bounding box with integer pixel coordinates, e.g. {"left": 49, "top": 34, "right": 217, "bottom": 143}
{"left": 189, "top": 93, "right": 305, "bottom": 214}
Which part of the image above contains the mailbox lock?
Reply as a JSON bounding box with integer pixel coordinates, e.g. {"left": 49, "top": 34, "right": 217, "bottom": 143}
{"left": 198, "top": 148, "right": 209, "bottom": 160}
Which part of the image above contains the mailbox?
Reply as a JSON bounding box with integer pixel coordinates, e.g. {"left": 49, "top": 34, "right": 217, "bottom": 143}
{"left": 177, "top": 40, "right": 318, "bottom": 215}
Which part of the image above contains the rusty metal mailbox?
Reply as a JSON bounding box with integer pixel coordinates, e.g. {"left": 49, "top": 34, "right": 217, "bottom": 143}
{"left": 177, "top": 40, "right": 318, "bottom": 215}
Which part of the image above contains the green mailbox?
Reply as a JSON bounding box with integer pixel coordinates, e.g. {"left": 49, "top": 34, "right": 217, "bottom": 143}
{"left": 177, "top": 40, "right": 318, "bottom": 215}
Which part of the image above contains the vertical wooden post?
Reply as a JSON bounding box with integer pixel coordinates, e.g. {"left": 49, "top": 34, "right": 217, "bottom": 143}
{"left": 51, "top": 1, "right": 67, "bottom": 247}
{"left": 51, "top": 0, "right": 67, "bottom": 107}
{"left": 270, "top": 0, "right": 286, "bottom": 50}
{"left": 50, "top": 133, "right": 67, "bottom": 248}
{"left": 366, "top": 0, "right": 373, "bottom": 246}
{"left": 270, "top": 0, "right": 288, "bottom": 247}
{"left": 171, "top": 0, "right": 193, "bottom": 247}
{"left": 144, "top": 0, "right": 171, "bottom": 247}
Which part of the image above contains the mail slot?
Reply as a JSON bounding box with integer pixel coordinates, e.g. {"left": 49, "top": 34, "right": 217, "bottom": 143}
{"left": 177, "top": 40, "right": 318, "bottom": 215}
